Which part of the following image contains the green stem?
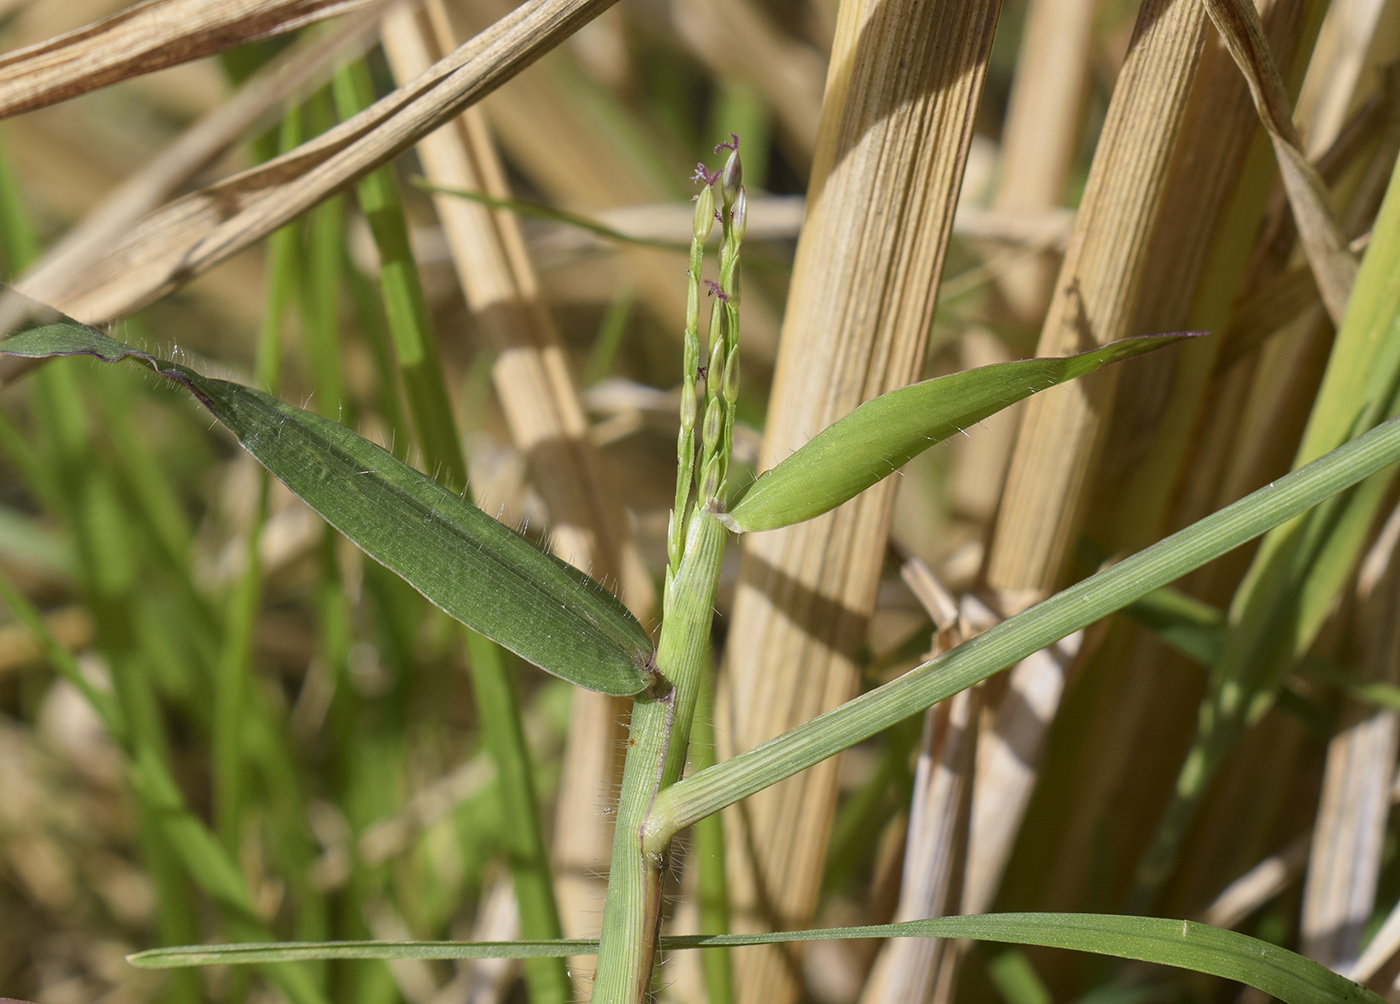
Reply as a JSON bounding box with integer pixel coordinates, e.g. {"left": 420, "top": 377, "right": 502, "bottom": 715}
{"left": 213, "top": 479, "right": 268, "bottom": 850}
{"left": 690, "top": 669, "right": 733, "bottom": 1004}
{"left": 463, "top": 631, "right": 572, "bottom": 1004}
{"left": 592, "top": 510, "right": 727, "bottom": 1004}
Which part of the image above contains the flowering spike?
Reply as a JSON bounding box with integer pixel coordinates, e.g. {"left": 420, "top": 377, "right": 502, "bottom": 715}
{"left": 714, "top": 133, "right": 739, "bottom": 154}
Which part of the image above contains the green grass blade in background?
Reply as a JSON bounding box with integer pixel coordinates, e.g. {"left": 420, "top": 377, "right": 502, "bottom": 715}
{"left": 0, "top": 321, "right": 655, "bottom": 696}
{"left": 128, "top": 913, "right": 1381, "bottom": 1004}
{"left": 333, "top": 62, "right": 467, "bottom": 491}
{"left": 727, "top": 334, "right": 1197, "bottom": 533}
{"left": 1132, "top": 150, "right": 1400, "bottom": 907}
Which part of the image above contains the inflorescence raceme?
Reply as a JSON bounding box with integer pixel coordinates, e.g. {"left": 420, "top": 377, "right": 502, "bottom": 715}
{"left": 666, "top": 136, "right": 747, "bottom": 587}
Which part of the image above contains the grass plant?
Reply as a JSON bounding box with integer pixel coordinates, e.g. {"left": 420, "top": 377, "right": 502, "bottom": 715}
{"left": 2, "top": 3, "right": 1400, "bottom": 1004}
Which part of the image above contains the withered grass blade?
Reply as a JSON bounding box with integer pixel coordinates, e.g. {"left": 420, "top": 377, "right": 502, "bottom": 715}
{"left": 986, "top": 0, "right": 1209, "bottom": 598}
{"left": 1299, "top": 505, "right": 1400, "bottom": 968}
{"left": 1201, "top": 0, "right": 1358, "bottom": 325}
{"left": 961, "top": 0, "right": 1211, "bottom": 925}
{"left": 861, "top": 560, "right": 975, "bottom": 1004}
{"left": 717, "top": 3, "right": 1002, "bottom": 1004}
{"left": 990, "top": 0, "right": 1097, "bottom": 326}
{"left": 991, "top": 0, "right": 1321, "bottom": 924}
{"left": 0, "top": 0, "right": 377, "bottom": 118}
{"left": 379, "top": 2, "right": 655, "bottom": 986}
{"left": 42, "top": 0, "right": 626, "bottom": 326}
{"left": 5, "top": 9, "right": 383, "bottom": 322}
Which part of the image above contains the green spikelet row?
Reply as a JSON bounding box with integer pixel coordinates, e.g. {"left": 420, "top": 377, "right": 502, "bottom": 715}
{"left": 667, "top": 138, "right": 745, "bottom": 588}
{"left": 694, "top": 141, "right": 746, "bottom": 521}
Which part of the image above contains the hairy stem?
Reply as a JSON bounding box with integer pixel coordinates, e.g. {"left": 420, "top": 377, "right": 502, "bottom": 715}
{"left": 592, "top": 510, "right": 727, "bottom": 1004}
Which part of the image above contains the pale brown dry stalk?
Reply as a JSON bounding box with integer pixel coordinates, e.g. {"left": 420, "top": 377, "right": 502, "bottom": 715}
{"left": 1202, "top": 0, "right": 1359, "bottom": 325}
{"left": 378, "top": 2, "right": 655, "bottom": 989}
{"left": 1095, "top": 0, "right": 1319, "bottom": 550}
{"left": 1296, "top": 0, "right": 1396, "bottom": 156}
{"left": 12, "top": 0, "right": 628, "bottom": 328}
{"left": 986, "top": 0, "right": 1208, "bottom": 598}
{"left": 0, "top": 6, "right": 386, "bottom": 344}
{"left": 960, "top": 0, "right": 1212, "bottom": 926}
{"left": 1173, "top": 17, "right": 1390, "bottom": 608}
{"left": 715, "top": 3, "right": 1001, "bottom": 1004}
{"left": 944, "top": 0, "right": 1095, "bottom": 536}
{"left": 0, "top": 0, "right": 376, "bottom": 118}
{"left": 989, "top": 0, "right": 1097, "bottom": 327}
{"left": 1003, "top": 0, "right": 1323, "bottom": 922}
{"left": 1299, "top": 503, "right": 1400, "bottom": 969}
{"left": 860, "top": 557, "right": 975, "bottom": 1004}
{"left": 447, "top": 0, "right": 784, "bottom": 366}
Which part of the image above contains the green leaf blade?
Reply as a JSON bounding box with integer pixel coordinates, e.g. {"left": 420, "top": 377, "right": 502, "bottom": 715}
{"left": 129, "top": 913, "right": 1382, "bottom": 1004}
{"left": 728, "top": 333, "right": 1199, "bottom": 533}
{"left": 2, "top": 321, "right": 655, "bottom": 696}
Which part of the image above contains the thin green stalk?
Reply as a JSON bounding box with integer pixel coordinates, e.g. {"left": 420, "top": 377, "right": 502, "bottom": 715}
{"left": 586, "top": 285, "right": 635, "bottom": 386}
{"left": 332, "top": 58, "right": 568, "bottom": 1004}
{"left": 690, "top": 669, "right": 733, "bottom": 1004}
{"left": 646, "top": 412, "right": 1400, "bottom": 844}
{"left": 214, "top": 104, "right": 298, "bottom": 855}
{"left": 213, "top": 486, "right": 268, "bottom": 850}
{"left": 298, "top": 92, "right": 348, "bottom": 420}
{"left": 0, "top": 123, "right": 39, "bottom": 272}
{"left": 462, "top": 631, "right": 569, "bottom": 1004}
{"left": 332, "top": 61, "right": 466, "bottom": 489}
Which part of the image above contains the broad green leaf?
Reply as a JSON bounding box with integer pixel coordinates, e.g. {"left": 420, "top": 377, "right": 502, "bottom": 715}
{"left": 127, "top": 913, "right": 1381, "bottom": 1004}
{"left": 0, "top": 321, "right": 655, "bottom": 696}
{"left": 726, "top": 333, "right": 1198, "bottom": 533}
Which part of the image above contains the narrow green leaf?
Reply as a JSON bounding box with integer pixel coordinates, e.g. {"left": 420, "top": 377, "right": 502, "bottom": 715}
{"left": 727, "top": 333, "right": 1199, "bottom": 533}
{"left": 128, "top": 913, "right": 1381, "bottom": 1004}
{"left": 414, "top": 178, "right": 691, "bottom": 252}
{"left": 0, "top": 321, "right": 655, "bottom": 696}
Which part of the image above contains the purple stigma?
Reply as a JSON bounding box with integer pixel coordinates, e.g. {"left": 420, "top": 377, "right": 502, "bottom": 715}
{"left": 692, "top": 162, "right": 720, "bottom": 187}
{"left": 714, "top": 133, "right": 740, "bottom": 154}
{"left": 704, "top": 280, "right": 729, "bottom": 303}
